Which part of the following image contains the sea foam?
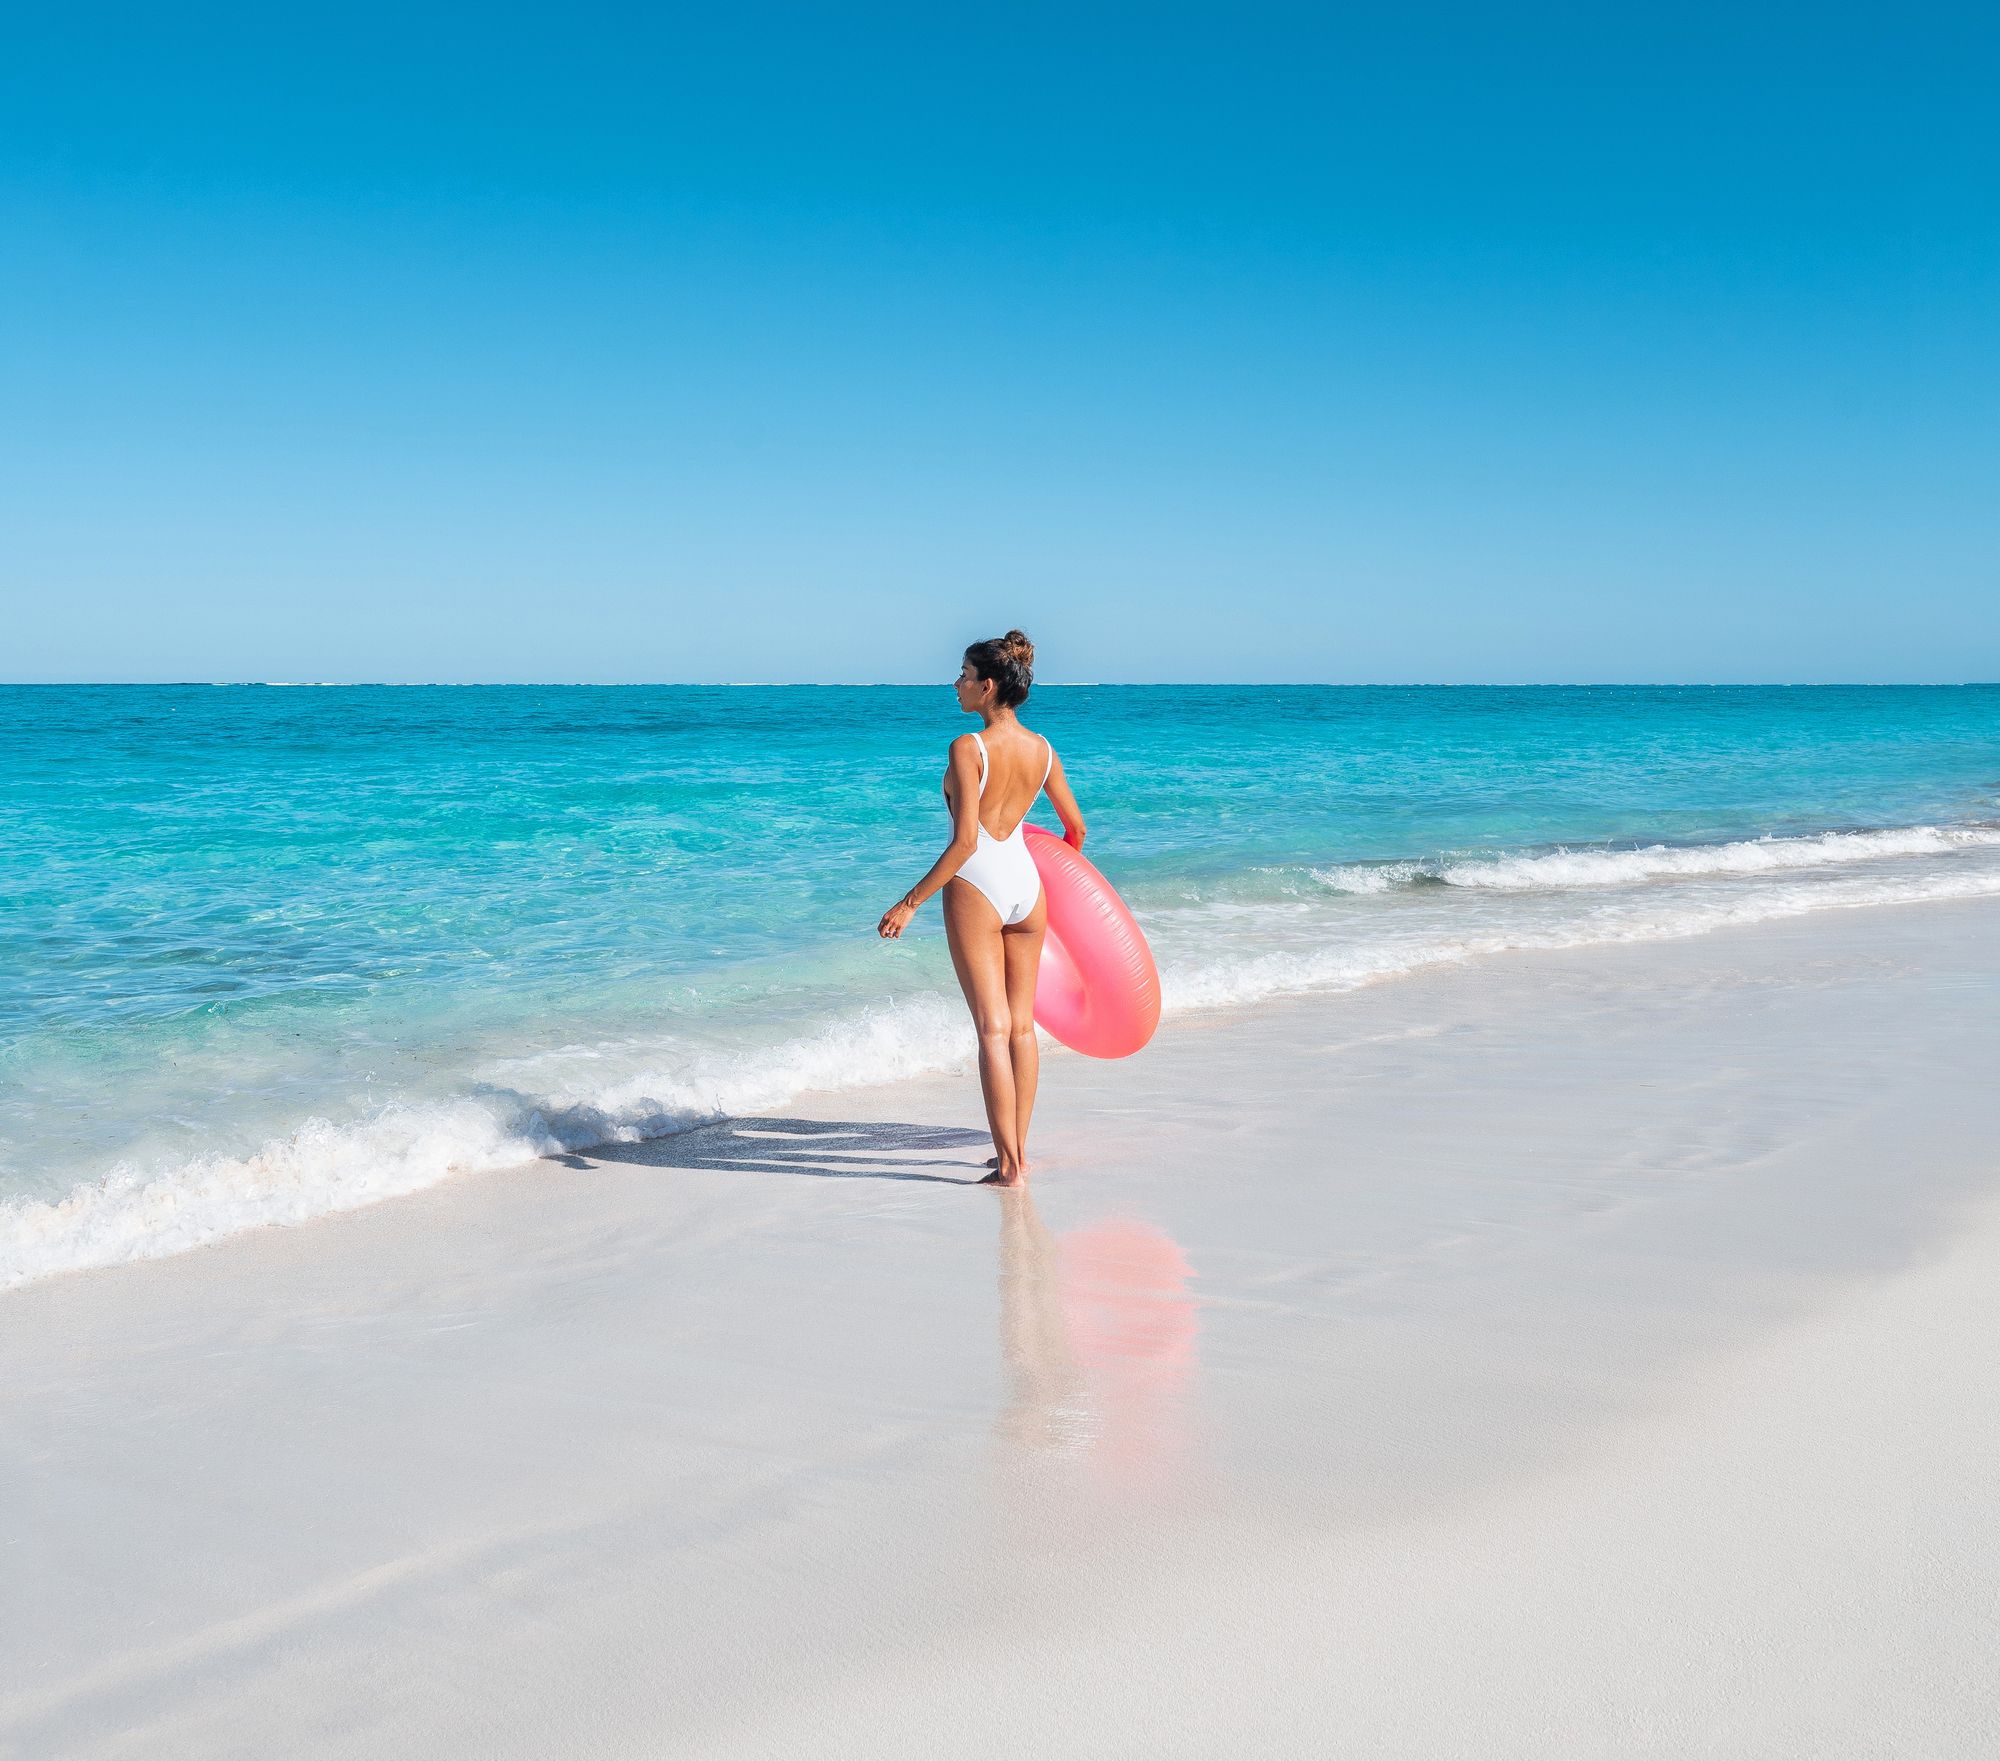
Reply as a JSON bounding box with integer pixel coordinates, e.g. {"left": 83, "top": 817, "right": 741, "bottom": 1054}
{"left": 1310, "top": 822, "right": 2000, "bottom": 895}
{"left": 1169, "top": 855, "right": 2000, "bottom": 1010}
{"left": 0, "top": 994, "right": 971, "bottom": 1291}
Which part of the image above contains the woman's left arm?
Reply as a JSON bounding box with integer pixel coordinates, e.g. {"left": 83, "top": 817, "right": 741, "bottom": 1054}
{"left": 878, "top": 735, "right": 984, "bottom": 939}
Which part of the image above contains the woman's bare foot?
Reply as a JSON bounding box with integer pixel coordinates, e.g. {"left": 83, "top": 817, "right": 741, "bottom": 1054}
{"left": 980, "top": 1149, "right": 1028, "bottom": 1186}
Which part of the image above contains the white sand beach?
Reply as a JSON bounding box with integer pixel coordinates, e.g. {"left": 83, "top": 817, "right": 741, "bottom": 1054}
{"left": 5, "top": 897, "right": 1998, "bottom": 1758}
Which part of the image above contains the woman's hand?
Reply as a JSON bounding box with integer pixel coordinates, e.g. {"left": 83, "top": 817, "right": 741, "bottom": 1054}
{"left": 878, "top": 898, "right": 918, "bottom": 939}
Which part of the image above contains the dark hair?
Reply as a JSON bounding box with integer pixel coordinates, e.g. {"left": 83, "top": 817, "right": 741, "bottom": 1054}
{"left": 963, "top": 630, "right": 1035, "bottom": 708}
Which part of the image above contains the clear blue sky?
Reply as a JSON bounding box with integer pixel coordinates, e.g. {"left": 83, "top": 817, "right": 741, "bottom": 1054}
{"left": 3, "top": 3, "right": 1994, "bottom": 683}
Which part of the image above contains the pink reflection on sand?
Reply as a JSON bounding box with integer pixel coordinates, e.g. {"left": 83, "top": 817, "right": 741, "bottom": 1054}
{"left": 995, "top": 1195, "right": 1198, "bottom": 1480}
{"left": 1062, "top": 1219, "right": 1199, "bottom": 1479}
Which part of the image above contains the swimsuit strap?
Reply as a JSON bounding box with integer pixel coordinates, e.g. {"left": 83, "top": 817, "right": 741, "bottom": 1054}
{"left": 969, "top": 731, "right": 989, "bottom": 796}
{"left": 1040, "top": 736, "right": 1054, "bottom": 791}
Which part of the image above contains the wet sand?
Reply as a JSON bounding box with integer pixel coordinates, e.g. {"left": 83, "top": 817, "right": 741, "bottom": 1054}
{"left": 4, "top": 898, "right": 1998, "bottom": 1757}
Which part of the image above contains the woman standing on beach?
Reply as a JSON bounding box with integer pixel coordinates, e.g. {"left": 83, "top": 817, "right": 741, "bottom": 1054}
{"left": 878, "top": 632, "right": 1086, "bottom": 1186}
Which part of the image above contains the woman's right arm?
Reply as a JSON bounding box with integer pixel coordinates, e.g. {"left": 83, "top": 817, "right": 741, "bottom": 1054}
{"left": 877, "top": 736, "right": 984, "bottom": 938}
{"left": 1043, "top": 748, "right": 1087, "bottom": 851}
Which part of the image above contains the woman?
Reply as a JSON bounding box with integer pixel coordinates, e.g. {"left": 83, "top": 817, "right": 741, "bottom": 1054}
{"left": 877, "top": 631, "right": 1086, "bottom": 1186}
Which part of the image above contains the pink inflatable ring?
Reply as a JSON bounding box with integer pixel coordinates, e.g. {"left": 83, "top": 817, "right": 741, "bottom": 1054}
{"left": 1024, "top": 825, "right": 1161, "bottom": 1059}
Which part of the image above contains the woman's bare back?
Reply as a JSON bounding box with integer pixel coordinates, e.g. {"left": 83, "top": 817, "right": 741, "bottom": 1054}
{"left": 947, "top": 726, "right": 1051, "bottom": 839}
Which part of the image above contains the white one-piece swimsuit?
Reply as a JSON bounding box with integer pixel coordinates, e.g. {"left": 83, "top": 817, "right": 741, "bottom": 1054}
{"left": 951, "top": 731, "right": 1054, "bottom": 925}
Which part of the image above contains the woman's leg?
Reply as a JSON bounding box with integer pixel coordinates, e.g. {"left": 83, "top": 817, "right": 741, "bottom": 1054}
{"left": 1000, "top": 895, "right": 1047, "bottom": 1172}
{"left": 942, "top": 880, "right": 1024, "bottom": 1181}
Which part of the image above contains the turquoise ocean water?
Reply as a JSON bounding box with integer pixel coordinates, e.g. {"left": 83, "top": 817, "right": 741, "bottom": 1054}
{"left": 4, "top": 683, "right": 1998, "bottom": 1287}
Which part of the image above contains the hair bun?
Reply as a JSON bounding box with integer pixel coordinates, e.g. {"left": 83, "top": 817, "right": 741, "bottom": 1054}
{"left": 963, "top": 630, "right": 1037, "bottom": 708}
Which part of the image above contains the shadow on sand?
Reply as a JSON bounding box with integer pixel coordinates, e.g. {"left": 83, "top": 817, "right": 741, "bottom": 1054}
{"left": 578, "top": 1116, "right": 995, "bottom": 1185}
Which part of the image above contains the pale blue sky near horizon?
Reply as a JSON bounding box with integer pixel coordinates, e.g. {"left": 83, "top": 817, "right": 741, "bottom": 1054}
{"left": 3, "top": 3, "right": 1995, "bottom": 685}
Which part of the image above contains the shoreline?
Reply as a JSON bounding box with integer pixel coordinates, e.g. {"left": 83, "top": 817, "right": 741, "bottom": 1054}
{"left": 9, "top": 823, "right": 2000, "bottom": 1294}
{"left": 5, "top": 897, "right": 1998, "bottom": 1756}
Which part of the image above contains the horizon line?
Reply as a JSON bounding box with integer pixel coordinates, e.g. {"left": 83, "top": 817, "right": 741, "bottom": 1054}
{"left": 4, "top": 679, "right": 1998, "bottom": 692}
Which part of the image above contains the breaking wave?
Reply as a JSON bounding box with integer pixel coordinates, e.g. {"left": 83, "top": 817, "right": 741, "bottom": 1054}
{"left": 1310, "top": 821, "right": 2000, "bottom": 895}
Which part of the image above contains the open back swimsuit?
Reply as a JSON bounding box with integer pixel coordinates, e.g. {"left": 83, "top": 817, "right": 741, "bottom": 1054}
{"left": 951, "top": 730, "right": 1054, "bottom": 925}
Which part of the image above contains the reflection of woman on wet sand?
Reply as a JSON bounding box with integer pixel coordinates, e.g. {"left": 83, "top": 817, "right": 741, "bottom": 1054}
{"left": 993, "top": 1189, "right": 1200, "bottom": 1472}
{"left": 994, "top": 1188, "right": 1084, "bottom": 1450}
